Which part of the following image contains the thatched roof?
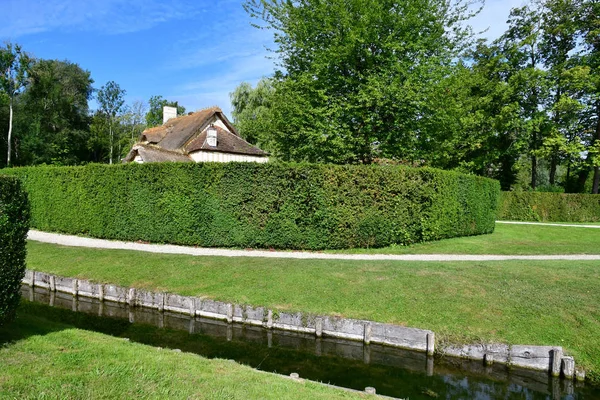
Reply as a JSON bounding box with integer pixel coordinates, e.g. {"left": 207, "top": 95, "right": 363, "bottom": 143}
{"left": 123, "top": 144, "right": 191, "bottom": 163}
{"left": 185, "top": 125, "right": 268, "bottom": 156}
{"left": 125, "top": 106, "right": 269, "bottom": 163}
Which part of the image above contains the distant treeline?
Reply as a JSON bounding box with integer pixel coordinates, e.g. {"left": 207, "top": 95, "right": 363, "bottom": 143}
{"left": 0, "top": 43, "right": 184, "bottom": 168}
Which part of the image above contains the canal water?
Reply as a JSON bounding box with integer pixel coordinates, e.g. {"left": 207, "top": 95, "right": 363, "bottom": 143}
{"left": 19, "top": 286, "right": 600, "bottom": 399}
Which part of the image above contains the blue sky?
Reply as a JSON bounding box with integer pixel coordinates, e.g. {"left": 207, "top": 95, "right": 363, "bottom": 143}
{"left": 2, "top": 0, "right": 525, "bottom": 117}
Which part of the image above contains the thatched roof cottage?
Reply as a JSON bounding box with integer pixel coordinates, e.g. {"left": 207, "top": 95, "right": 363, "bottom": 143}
{"left": 124, "top": 106, "right": 269, "bottom": 164}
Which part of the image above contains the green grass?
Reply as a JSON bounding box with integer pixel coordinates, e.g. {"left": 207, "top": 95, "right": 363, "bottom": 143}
{"left": 329, "top": 222, "right": 600, "bottom": 254}
{"left": 27, "top": 241, "right": 600, "bottom": 383}
{"left": 0, "top": 308, "right": 362, "bottom": 399}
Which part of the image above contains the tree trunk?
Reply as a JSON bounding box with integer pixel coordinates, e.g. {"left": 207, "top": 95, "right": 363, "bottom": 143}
{"left": 531, "top": 154, "right": 537, "bottom": 190}
{"left": 592, "top": 102, "right": 600, "bottom": 194}
{"left": 109, "top": 122, "right": 113, "bottom": 165}
{"left": 550, "top": 155, "right": 557, "bottom": 186}
{"left": 7, "top": 97, "right": 13, "bottom": 167}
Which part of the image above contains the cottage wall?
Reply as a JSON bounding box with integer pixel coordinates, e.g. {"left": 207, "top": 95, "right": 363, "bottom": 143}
{"left": 189, "top": 151, "right": 268, "bottom": 163}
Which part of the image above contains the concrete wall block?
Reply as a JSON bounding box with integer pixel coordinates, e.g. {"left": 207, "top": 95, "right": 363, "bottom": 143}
{"left": 23, "top": 270, "right": 34, "bottom": 285}
{"left": 315, "top": 318, "right": 323, "bottom": 338}
{"left": 243, "top": 305, "right": 266, "bottom": 325}
{"left": 551, "top": 347, "right": 563, "bottom": 377}
{"left": 33, "top": 271, "right": 51, "bottom": 289}
{"left": 197, "top": 299, "right": 226, "bottom": 320}
{"left": 215, "top": 301, "right": 230, "bottom": 317}
{"left": 233, "top": 304, "right": 244, "bottom": 322}
{"left": 77, "top": 280, "right": 96, "bottom": 297}
{"left": 103, "top": 285, "right": 128, "bottom": 303}
{"left": 510, "top": 345, "right": 556, "bottom": 371}
{"left": 275, "top": 311, "right": 304, "bottom": 328}
{"left": 562, "top": 356, "right": 575, "bottom": 379}
{"left": 226, "top": 303, "right": 233, "bottom": 323}
{"left": 136, "top": 290, "right": 163, "bottom": 309}
{"left": 200, "top": 299, "right": 220, "bottom": 314}
{"left": 164, "top": 293, "right": 194, "bottom": 315}
{"left": 370, "top": 323, "right": 431, "bottom": 352}
{"left": 322, "top": 317, "right": 365, "bottom": 340}
{"left": 442, "top": 344, "right": 509, "bottom": 363}
{"left": 55, "top": 276, "right": 75, "bottom": 294}
{"left": 135, "top": 289, "right": 153, "bottom": 308}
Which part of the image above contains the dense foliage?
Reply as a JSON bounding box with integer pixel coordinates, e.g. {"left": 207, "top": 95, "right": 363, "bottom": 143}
{"left": 4, "top": 163, "right": 499, "bottom": 250}
{"left": 145, "top": 95, "right": 186, "bottom": 128}
{"left": 498, "top": 191, "right": 600, "bottom": 222}
{"left": 0, "top": 42, "right": 173, "bottom": 168}
{"left": 0, "top": 175, "right": 29, "bottom": 326}
{"left": 231, "top": 0, "right": 600, "bottom": 193}
{"left": 243, "top": 0, "right": 478, "bottom": 165}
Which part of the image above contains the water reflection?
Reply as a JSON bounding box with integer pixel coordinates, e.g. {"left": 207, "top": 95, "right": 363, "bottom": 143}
{"left": 21, "top": 286, "right": 599, "bottom": 400}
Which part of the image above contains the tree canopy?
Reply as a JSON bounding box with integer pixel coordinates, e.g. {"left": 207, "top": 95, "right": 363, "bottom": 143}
{"left": 244, "top": 0, "right": 481, "bottom": 164}
{"left": 145, "top": 95, "right": 186, "bottom": 127}
{"left": 233, "top": 0, "right": 600, "bottom": 193}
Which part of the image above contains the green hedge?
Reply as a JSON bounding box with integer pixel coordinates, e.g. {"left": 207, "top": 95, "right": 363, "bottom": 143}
{"left": 498, "top": 191, "right": 600, "bottom": 222}
{"left": 0, "top": 175, "right": 30, "bottom": 326}
{"left": 3, "top": 163, "right": 499, "bottom": 250}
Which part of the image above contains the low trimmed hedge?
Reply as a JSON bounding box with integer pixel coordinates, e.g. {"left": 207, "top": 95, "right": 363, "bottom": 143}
{"left": 498, "top": 191, "right": 600, "bottom": 222}
{"left": 3, "top": 163, "right": 499, "bottom": 250}
{"left": 0, "top": 175, "right": 30, "bottom": 326}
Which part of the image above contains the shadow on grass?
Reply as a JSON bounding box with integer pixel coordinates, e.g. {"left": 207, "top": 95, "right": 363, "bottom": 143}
{"left": 0, "top": 300, "right": 133, "bottom": 347}
{"left": 4, "top": 287, "right": 597, "bottom": 400}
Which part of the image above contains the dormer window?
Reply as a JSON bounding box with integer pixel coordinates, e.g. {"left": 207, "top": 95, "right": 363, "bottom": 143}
{"left": 207, "top": 124, "right": 217, "bottom": 147}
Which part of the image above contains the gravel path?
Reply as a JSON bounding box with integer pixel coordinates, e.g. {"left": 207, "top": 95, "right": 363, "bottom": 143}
{"left": 496, "top": 221, "right": 600, "bottom": 229}
{"left": 28, "top": 230, "right": 600, "bottom": 262}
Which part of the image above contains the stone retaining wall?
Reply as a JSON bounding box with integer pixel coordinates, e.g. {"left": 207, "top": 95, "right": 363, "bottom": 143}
{"left": 22, "top": 270, "right": 584, "bottom": 380}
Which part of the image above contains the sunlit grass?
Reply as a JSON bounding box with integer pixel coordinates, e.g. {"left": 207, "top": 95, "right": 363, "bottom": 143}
{"left": 27, "top": 240, "right": 600, "bottom": 383}
{"left": 329, "top": 222, "right": 600, "bottom": 254}
{"left": 0, "top": 310, "right": 361, "bottom": 399}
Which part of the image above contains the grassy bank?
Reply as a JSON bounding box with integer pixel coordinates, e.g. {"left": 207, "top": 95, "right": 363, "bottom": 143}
{"left": 0, "top": 306, "right": 362, "bottom": 399}
{"left": 27, "top": 241, "right": 600, "bottom": 382}
{"left": 331, "top": 222, "right": 600, "bottom": 254}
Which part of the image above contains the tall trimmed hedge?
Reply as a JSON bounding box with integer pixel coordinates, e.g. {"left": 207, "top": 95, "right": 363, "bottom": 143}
{"left": 498, "top": 191, "right": 600, "bottom": 222}
{"left": 3, "top": 163, "right": 499, "bottom": 250}
{"left": 0, "top": 176, "right": 30, "bottom": 326}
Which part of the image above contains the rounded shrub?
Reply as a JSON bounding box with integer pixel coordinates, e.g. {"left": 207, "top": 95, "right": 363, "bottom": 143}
{"left": 0, "top": 175, "right": 30, "bottom": 326}
{"left": 4, "top": 162, "right": 499, "bottom": 250}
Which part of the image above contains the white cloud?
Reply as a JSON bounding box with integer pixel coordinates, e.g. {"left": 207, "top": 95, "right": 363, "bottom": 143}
{"left": 164, "top": 1, "right": 277, "bottom": 116}
{"left": 173, "top": 52, "right": 276, "bottom": 116}
{"left": 1, "top": 0, "right": 205, "bottom": 38}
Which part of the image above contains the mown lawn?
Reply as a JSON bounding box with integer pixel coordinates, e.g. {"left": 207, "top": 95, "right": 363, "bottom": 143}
{"left": 0, "top": 308, "right": 362, "bottom": 399}
{"left": 27, "top": 240, "right": 600, "bottom": 383}
{"left": 331, "top": 223, "right": 600, "bottom": 254}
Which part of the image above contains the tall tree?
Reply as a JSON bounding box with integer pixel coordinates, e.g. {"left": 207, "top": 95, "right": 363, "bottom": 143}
{"left": 126, "top": 100, "right": 148, "bottom": 142}
{"left": 17, "top": 59, "right": 94, "bottom": 166}
{"left": 578, "top": 0, "right": 600, "bottom": 193}
{"left": 244, "top": 0, "right": 481, "bottom": 164}
{"left": 0, "top": 43, "right": 31, "bottom": 167}
{"left": 460, "top": 41, "right": 530, "bottom": 190}
{"left": 230, "top": 78, "right": 275, "bottom": 146}
{"left": 539, "top": 0, "right": 580, "bottom": 185}
{"left": 500, "top": 3, "right": 551, "bottom": 190}
{"left": 97, "top": 81, "right": 126, "bottom": 165}
{"left": 145, "top": 95, "right": 185, "bottom": 127}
